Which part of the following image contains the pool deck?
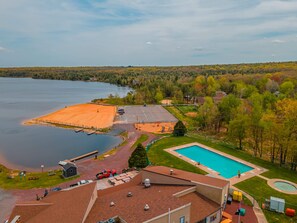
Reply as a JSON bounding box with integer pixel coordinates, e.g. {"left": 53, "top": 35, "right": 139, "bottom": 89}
{"left": 165, "top": 142, "right": 268, "bottom": 185}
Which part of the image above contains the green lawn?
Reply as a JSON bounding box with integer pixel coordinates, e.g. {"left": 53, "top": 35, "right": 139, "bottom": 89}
{"left": 235, "top": 177, "right": 297, "bottom": 223}
{"left": 147, "top": 136, "right": 206, "bottom": 174}
{"left": 164, "top": 106, "right": 196, "bottom": 131}
{"left": 175, "top": 105, "right": 197, "bottom": 114}
{"left": 0, "top": 166, "right": 78, "bottom": 189}
{"left": 131, "top": 134, "right": 149, "bottom": 150}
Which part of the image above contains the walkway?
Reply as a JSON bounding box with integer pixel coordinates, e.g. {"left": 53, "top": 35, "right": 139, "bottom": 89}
{"left": 231, "top": 186, "right": 268, "bottom": 223}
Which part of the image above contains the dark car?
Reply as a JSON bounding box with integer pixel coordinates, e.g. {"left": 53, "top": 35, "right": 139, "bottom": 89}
{"left": 51, "top": 187, "right": 62, "bottom": 191}
{"left": 117, "top": 108, "right": 125, "bottom": 115}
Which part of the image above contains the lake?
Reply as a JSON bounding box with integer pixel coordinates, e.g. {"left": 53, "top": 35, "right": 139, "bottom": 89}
{"left": 0, "top": 77, "right": 130, "bottom": 170}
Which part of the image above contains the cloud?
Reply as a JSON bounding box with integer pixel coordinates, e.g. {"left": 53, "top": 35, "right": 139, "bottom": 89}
{"left": 271, "top": 39, "right": 285, "bottom": 44}
{"left": 193, "top": 47, "right": 204, "bottom": 52}
{"left": 0, "top": 46, "right": 8, "bottom": 52}
{"left": 0, "top": 0, "right": 296, "bottom": 66}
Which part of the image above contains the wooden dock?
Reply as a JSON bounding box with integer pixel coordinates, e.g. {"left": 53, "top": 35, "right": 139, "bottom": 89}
{"left": 69, "top": 150, "right": 98, "bottom": 162}
{"left": 86, "top": 130, "right": 96, "bottom": 135}
{"left": 74, "top": 128, "right": 83, "bottom": 133}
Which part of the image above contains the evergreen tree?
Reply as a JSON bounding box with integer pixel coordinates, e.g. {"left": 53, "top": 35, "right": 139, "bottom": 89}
{"left": 173, "top": 120, "right": 187, "bottom": 136}
{"left": 128, "top": 143, "right": 149, "bottom": 168}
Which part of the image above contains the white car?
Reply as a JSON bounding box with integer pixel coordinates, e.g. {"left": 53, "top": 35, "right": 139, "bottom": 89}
{"left": 79, "top": 179, "right": 93, "bottom": 185}
{"left": 70, "top": 179, "right": 93, "bottom": 187}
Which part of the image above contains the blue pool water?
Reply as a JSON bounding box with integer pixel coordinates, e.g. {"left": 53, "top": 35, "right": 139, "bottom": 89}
{"left": 176, "top": 145, "right": 253, "bottom": 178}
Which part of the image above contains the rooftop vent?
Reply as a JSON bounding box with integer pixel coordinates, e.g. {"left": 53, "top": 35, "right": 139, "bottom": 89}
{"left": 144, "top": 179, "right": 151, "bottom": 188}
{"left": 144, "top": 204, "right": 150, "bottom": 211}
{"left": 127, "top": 192, "right": 133, "bottom": 197}
{"left": 110, "top": 201, "right": 115, "bottom": 207}
{"left": 170, "top": 169, "right": 173, "bottom": 175}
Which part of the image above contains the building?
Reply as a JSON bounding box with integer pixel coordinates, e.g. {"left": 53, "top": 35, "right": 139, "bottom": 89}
{"left": 9, "top": 182, "right": 97, "bottom": 223}
{"left": 59, "top": 160, "right": 77, "bottom": 178}
{"left": 9, "top": 166, "right": 229, "bottom": 223}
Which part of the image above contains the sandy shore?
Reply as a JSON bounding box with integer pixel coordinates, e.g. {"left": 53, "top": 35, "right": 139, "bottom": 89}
{"left": 135, "top": 122, "right": 176, "bottom": 134}
{"left": 24, "top": 103, "right": 116, "bottom": 130}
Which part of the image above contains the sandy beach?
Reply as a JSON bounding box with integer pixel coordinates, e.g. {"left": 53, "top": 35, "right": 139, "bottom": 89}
{"left": 25, "top": 103, "right": 116, "bottom": 130}
{"left": 135, "top": 122, "right": 176, "bottom": 134}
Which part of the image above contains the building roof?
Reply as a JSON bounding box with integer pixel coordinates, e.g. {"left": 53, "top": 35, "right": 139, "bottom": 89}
{"left": 9, "top": 182, "right": 96, "bottom": 223}
{"left": 9, "top": 166, "right": 227, "bottom": 223}
{"left": 59, "top": 160, "right": 76, "bottom": 170}
{"left": 144, "top": 166, "right": 229, "bottom": 188}
{"left": 85, "top": 174, "right": 220, "bottom": 223}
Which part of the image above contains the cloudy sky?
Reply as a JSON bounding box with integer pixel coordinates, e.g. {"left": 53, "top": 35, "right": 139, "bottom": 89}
{"left": 0, "top": 0, "right": 297, "bottom": 67}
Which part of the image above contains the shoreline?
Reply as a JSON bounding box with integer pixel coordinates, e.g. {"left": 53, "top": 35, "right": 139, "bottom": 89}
{"left": 23, "top": 119, "right": 110, "bottom": 134}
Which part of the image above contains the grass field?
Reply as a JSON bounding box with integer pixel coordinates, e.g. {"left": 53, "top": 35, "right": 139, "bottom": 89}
{"left": 147, "top": 136, "right": 206, "bottom": 174}
{"left": 175, "top": 105, "right": 198, "bottom": 114}
{"left": 130, "top": 134, "right": 149, "bottom": 150}
{"left": 0, "top": 165, "right": 78, "bottom": 189}
{"left": 235, "top": 177, "right": 297, "bottom": 223}
{"left": 164, "top": 106, "right": 196, "bottom": 131}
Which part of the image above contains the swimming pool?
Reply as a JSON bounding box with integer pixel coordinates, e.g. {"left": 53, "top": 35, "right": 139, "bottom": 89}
{"left": 274, "top": 181, "right": 297, "bottom": 192}
{"left": 176, "top": 145, "right": 253, "bottom": 178}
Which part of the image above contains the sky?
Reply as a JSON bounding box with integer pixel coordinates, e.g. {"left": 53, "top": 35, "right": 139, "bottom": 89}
{"left": 0, "top": 0, "right": 297, "bottom": 67}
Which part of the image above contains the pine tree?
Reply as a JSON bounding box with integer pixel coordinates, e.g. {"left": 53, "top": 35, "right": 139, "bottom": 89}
{"left": 128, "top": 143, "right": 149, "bottom": 168}
{"left": 173, "top": 120, "right": 187, "bottom": 136}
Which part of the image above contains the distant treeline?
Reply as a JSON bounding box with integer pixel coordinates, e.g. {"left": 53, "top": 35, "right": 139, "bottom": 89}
{"left": 1, "top": 62, "right": 297, "bottom": 104}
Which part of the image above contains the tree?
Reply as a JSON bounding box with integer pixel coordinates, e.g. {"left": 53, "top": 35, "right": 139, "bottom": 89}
{"left": 218, "top": 94, "right": 241, "bottom": 131}
{"left": 194, "top": 75, "right": 207, "bottom": 96}
{"left": 173, "top": 120, "right": 187, "bottom": 136}
{"left": 247, "top": 93, "right": 264, "bottom": 157}
{"left": 128, "top": 143, "right": 149, "bottom": 168}
{"left": 154, "top": 87, "right": 164, "bottom": 103}
{"left": 206, "top": 76, "right": 220, "bottom": 96}
{"left": 280, "top": 81, "right": 295, "bottom": 98}
{"left": 197, "top": 97, "right": 219, "bottom": 131}
{"left": 228, "top": 113, "right": 248, "bottom": 150}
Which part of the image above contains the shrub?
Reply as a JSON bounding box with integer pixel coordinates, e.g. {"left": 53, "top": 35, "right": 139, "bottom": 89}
{"left": 173, "top": 120, "right": 187, "bottom": 136}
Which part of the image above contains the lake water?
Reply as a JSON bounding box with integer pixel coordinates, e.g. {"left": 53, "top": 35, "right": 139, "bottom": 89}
{"left": 0, "top": 78, "right": 130, "bottom": 170}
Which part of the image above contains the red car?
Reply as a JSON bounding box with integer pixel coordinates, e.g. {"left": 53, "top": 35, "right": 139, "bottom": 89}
{"left": 96, "top": 169, "right": 117, "bottom": 179}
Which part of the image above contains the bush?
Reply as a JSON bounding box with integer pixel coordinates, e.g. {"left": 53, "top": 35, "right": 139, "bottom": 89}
{"left": 173, "top": 120, "right": 187, "bottom": 136}
{"left": 128, "top": 143, "right": 149, "bottom": 168}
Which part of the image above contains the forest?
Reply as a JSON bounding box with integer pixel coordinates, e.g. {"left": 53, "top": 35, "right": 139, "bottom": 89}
{"left": 1, "top": 61, "right": 297, "bottom": 170}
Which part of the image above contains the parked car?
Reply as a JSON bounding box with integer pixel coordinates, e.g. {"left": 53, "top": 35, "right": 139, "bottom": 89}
{"left": 70, "top": 179, "right": 93, "bottom": 187}
{"left": 117, "top": 108, "right": 125, "bottom": 115}
{"left": 96, "top": 169, "right": 117, "bottom": 179}
{"left": 51, "top": 187, "right": 62, "bottom": 192}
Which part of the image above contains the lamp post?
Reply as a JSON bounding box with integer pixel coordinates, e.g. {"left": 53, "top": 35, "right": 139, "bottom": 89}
{"left": 41, "top": 165, "right": 44, "bottom": 173}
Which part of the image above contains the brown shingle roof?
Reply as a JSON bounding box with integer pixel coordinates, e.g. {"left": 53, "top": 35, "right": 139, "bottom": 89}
{"left": 180, "top": 192, "right": 220, "bottom": 222}
{"left": 86, "top": 173, "right": 220, "bottom": 223}
{"left": 144, "top": 166, "right": 229, "bottom": 188}
{"left": 9, "top": 182, "right": 96, "bottom": 223}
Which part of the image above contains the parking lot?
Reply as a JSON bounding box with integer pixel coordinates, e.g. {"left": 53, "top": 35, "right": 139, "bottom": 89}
{"left": 115, "top": 105, "right": 177, "bottom": 124}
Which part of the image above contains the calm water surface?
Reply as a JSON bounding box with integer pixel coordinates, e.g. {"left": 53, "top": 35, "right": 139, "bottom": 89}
{"left": 0, "top": 78, "right": 130, "bottom": 169}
